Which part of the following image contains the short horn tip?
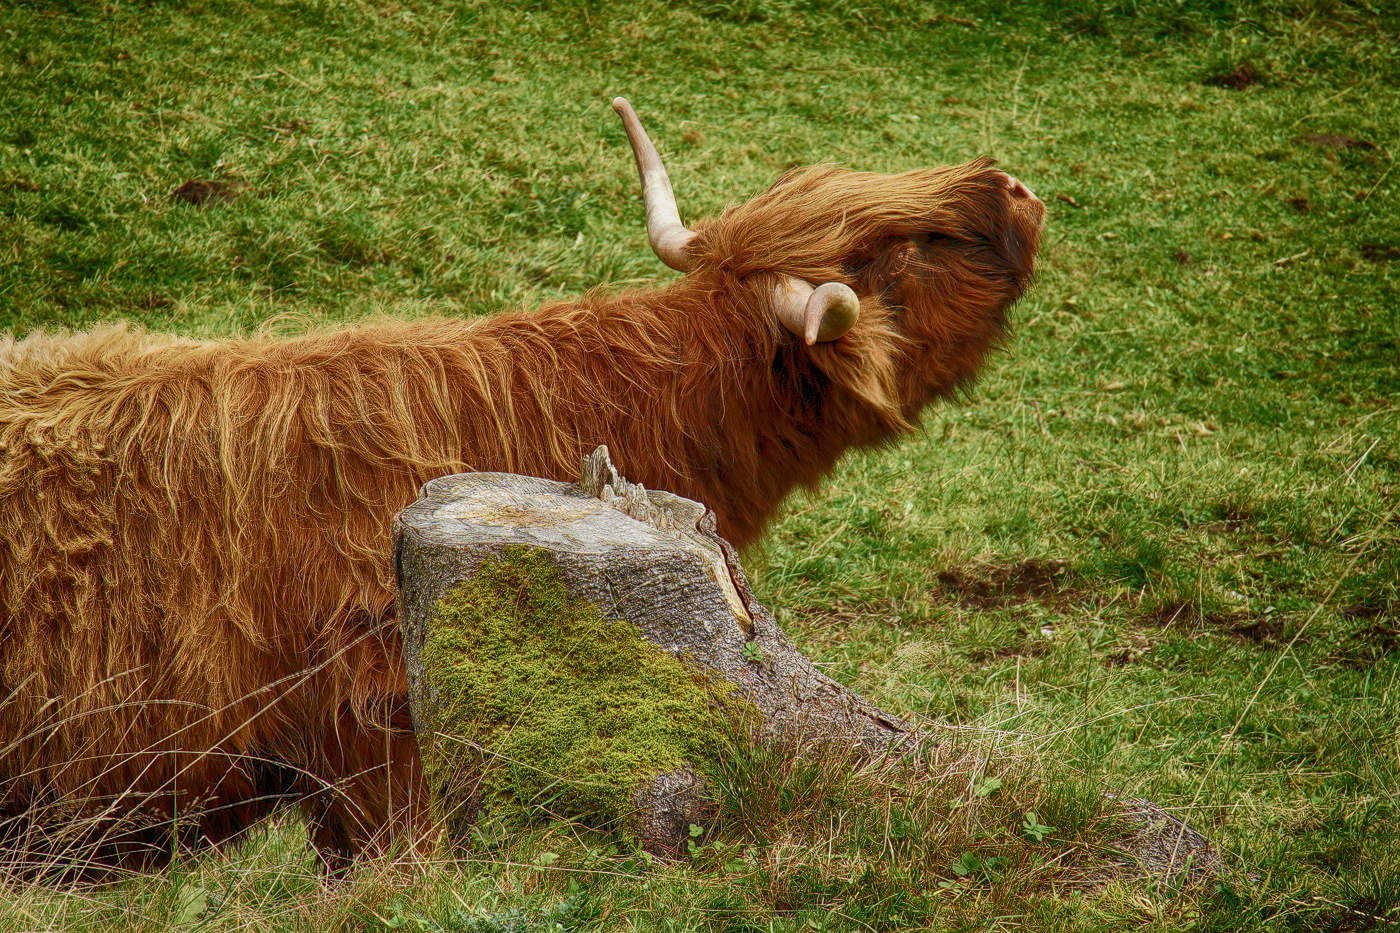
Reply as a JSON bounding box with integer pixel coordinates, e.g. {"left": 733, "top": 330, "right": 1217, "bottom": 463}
{"left": 807, "top": 282, "right": 860, "bottom": 343}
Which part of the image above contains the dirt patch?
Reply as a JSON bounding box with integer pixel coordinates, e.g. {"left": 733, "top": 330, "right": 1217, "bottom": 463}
{"left": 1286, "top": 196, "right": 1312, "bottom": 213}
{"left": 1294, "top": 134, "right": 1377, "bottom": 151}
{"left": 1332, "top": 604, "right": 1399, "bottom": 669}
{"left": 1136, "top": 601, "right": 1292, "bottom": 646}
{"left": 1360, "top": 244, "right": 1400, "bottom": 263}
{"left": 1340, "top": 623, "right": 1400, "bottom": 665}
{"left": 1103, "top": 634, "right": 1154, "bottom": 668}
{"left": 170, "top": 178, "right": 248, "bottom": 207}
{"left": 1204, "top": 62, "right": 1262, "bottom": 90}
{"left": 1062, "top": 11, "right": 1111, "bottom": 37}
{"left": 1343, "top": 602, "right": 1392, "bottom": 622}
{"left": 1, "top": 177, "right": 39, "bottom": 193}
{"left": 272, "top": 118, "right": 311, "bottom": 136}
{"left": 1173, "top": 250, "right": 1192, "bottom": 265}
{"left": 1229, "top": 615, "right": 1285, "bottom": 645}
{"left": 933, "top": 558, "right": 1073, "bottom": 610}
{"left": 1142, "top": 602, "right": 1195, "bottom": 629}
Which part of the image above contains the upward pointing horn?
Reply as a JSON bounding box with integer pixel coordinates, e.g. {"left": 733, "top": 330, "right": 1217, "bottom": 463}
{"left": 612, "top": 97, "right": 698, "bottom": 273}
{"left": 612, "top": 97, "right": 860, "bottom": 343}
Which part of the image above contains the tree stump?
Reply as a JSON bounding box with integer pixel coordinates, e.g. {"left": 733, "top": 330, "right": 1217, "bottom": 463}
{"left": 393, "top": 447, "right": 1221, "bottom": 882}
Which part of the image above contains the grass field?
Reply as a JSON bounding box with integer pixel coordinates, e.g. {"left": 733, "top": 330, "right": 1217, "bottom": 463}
{"left": 2, "top": 0, "right": 1398, "bottom": 929}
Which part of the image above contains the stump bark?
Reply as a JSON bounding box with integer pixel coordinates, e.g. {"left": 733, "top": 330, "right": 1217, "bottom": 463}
{"left": 393, "top": 447, "right": 1221, "bottom": 883}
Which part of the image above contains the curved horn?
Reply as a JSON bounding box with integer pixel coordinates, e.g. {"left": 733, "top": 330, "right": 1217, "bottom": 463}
{"left": 612, "top": 97, "right": 699, "bottom": 273}
{"left": 771, "top": 277, "right": 861, "bottom": 345}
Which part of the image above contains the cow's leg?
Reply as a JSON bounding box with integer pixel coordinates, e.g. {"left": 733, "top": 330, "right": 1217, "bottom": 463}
{"left": 302, "top": 701, "right": 427, "bottom": 872}
{"left": 190, "top": 754, "right": 300, "bottom": 851}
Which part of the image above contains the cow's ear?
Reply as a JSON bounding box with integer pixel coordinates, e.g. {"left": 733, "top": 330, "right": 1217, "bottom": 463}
{"left": 802, "top": 301, "right": 910, "bottom": 432}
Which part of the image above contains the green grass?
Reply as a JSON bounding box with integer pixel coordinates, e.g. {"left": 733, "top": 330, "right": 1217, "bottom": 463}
{"left": 2, "top": 0, "right": 1398, "bottom": 929}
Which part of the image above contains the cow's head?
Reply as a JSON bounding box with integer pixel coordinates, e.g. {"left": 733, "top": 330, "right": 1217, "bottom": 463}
{"left": 613, "top": 98, "right": 1044, "bottom": 425}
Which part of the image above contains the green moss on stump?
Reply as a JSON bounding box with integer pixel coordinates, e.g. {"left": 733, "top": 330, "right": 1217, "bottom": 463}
{"left": 419, "top": 545, "right": 730, "bottom": 835}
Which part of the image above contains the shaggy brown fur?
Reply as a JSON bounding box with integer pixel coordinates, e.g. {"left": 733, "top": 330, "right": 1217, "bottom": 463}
{"left": 0, "top": 158, "right": 1042, "bottom": 873}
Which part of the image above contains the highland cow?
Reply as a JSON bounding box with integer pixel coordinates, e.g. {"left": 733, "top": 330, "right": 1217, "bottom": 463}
{"left": 0, "top": 99, "right": 1043, "bottom": 873}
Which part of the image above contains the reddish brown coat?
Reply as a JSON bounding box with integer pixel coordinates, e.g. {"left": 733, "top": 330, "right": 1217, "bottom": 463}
{"left": 0, "top": 159, "right": 1042, "bottom": 872}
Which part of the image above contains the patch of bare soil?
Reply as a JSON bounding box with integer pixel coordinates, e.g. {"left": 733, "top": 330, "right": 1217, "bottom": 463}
{"left": 1331, "top": 607, "right": 1400, "bottom": 669}
{"left": 1204, "top": 62, "right": 1262, "bottom": 89}
{"left": 170, "top": 178, "right": 248, "bottom": 207}
{"left": 1137, "top": 601, "right": 1293, "bottom": 646}
{"left": 1343, "top": 602, "right": 1392, "bottom": 622}
{"left": 1294, "top": 133, "right": 1377, "bottom": 151}
{"left": 1346, "top": 622, "right": 1399, "bottom": 657}
{"left": 1360, "top": 244, "right": 1400, "bottom": 263}
{"left": 1103, "top": 633, "right": 1155, "bottom": 668}
{"left": 1062, "top": 11, "right": 1111, "bottom": 37}
{"left": 933, "top": 558, "right": 1075, "bottom": 610}
{"left": 1142, "top": 602, "right": 1194, "bottom": 629}
{"left": 1229, "top": 615, "right": 1286, "bottom": 645}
